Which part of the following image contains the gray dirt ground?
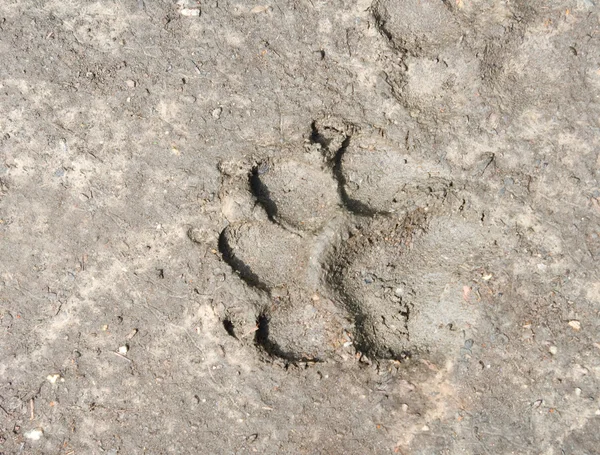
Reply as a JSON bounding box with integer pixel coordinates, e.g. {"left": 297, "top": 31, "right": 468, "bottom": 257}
{"left": 1, "top": 0, "right": 600, "bottom": 453}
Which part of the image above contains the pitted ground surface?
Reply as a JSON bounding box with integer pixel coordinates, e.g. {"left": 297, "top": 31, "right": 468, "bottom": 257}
{"left": 1, "top": 0, "right": 599, "bottom": 454}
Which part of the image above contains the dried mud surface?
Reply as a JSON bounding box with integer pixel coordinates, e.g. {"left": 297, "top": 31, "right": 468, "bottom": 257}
{"left": 1, "top": 1, "right": 599, "bottom": 454}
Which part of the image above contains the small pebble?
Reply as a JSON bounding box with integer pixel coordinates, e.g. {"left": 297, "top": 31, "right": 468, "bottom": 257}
{"left": 359, "top": 353, "right": 372, "bottom": 365}
{"left": 46, "top": 374, "right": 62, "bottom": 384}
{"left": 187, "top": 227, "right": 209, "bottom": 244}
{"left": 549, "top": 345, "right": 558, "bottom": 355}
{"left": 568, "top": 320, "right": 581, "bottom": 331}
{"left": 180, "top": 7, "right": 200, "bottom": 16}
{"left": 24, "top": 428, "right": 43, "bottom": 441}
{"left": 251, "top": 5, "right": 270, "bottom": 13}
{"left": 118, "top": 345, "right": 129, "bottom": 355}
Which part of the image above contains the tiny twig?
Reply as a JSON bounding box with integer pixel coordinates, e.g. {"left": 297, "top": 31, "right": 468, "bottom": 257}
{"left": 480, "top": 153, "right": 495, "bottom": 176}
{"left": 242, "top": 325, "right": 259, "bottom": 339}
{"left": 112, "top": 351, "right": 132, "bottom": 363}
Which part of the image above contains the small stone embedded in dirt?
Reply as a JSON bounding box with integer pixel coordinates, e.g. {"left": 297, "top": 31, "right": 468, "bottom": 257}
{"left": 212, "top": 107, "right": 222, "bottom": 119}
{"left": 358, "top": 353, "right": 372, "bottom": 365}
{"left": 188, "top": 227, "right": 211, "bottom": 244}
{"left": 24, "top": 428, "right": 43, "bottom": 441}
{"left": 118, "top": 345, "right": 129, "bottom": 355}
{"left": 549, "top": 345, "right": 558, "bottom": 355}
{"left": 176, "top": 0, "right": 201, "bottom": 16}
{"left": 180, "top": 7, "right": 200, "bottom": 16}
{"left": 568, "top": 320, "right": 581, "bottom": 331}
{"left": 47, "top": 373, "right": 62, "bottom": 384}
{"left": 251, "top": 5, "right": 271, "bottom": 14}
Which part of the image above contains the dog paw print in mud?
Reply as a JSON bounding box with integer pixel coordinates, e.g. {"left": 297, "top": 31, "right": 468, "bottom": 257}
{"left": 216, "top": 119, "right": 517, "bottom": 363}
{"left": 370, "top": 0, "right": 549, "bottom": 124}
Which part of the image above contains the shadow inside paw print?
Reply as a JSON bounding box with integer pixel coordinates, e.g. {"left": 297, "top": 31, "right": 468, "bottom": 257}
{"left": 218, "top": 121, "right": 515, "bottom": 363}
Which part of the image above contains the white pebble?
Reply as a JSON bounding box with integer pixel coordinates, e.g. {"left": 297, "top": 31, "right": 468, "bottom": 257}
{"left": 24, "top": 428, "right": 43, "bottom": 441}
{"left": 118, "top": 345, "right": 129, "bottom": 355}
{"left": 47, "top": 374, "right": 61, "bottom": 384}
{"left": 568, "top": 320, "right": 581, "bottom": 331}
{"left": 180, "top": 8, "right": 200, "bottom": 16}
{"left": 549, "top": 346, "right": 558, "bottom": 355}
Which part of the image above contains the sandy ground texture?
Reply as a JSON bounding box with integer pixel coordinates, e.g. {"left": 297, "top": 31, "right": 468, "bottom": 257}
{"left": 1, "top": 0, "right": 600, "bottom": 453}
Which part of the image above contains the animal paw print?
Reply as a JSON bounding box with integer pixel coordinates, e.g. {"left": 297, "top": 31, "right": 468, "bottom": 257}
{"left": 218, "top": 120, "right": 513, "bottom": 362}
{"left": 371, "top": 0, "right": 538, "bottom": 122}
